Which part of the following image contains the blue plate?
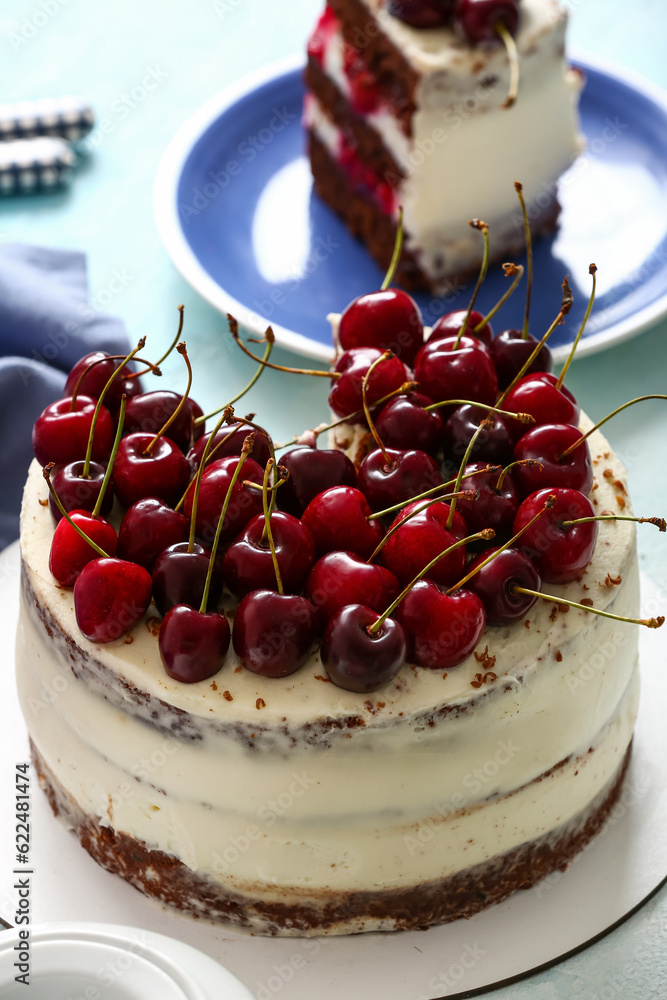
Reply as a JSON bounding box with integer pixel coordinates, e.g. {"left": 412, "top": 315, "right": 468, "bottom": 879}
{"left": 154, "top": 52, "right": 667, "bottom": 363}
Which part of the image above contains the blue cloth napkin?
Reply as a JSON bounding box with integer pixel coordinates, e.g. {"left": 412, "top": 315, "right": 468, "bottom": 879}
{"left": 0, "top": 243, "right": 130, "bottom": 550}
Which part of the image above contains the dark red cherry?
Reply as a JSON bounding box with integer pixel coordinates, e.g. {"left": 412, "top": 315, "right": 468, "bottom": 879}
{"left": 414, "top": 335, "right": 497, "bottom": 413}
{"left": 187, "top": 421, "right": 272, "bottom": 475}
{"left": 305, "top": 550, "right": 400, "bottom": 625}
{"left": 321, "top": 604, "right": 406, "bottom": 693}
{"left": 429, "top": 309, "right": 492, "bottom": 348}
{"left": 380, "top": 500, "right": 467, "bottom": 587}
{"left": 232, "top": 590, "right": 318, "bottom": 678}
{"left": 49, "top": 460, "right": 113, "bottom": 521}
{"left": 113, "top": 433, "right": 190, "bottom": 509}
{"left": 329, "top": 347, "right": 411, "bottom": 422}
{"left": 388, "top": 0, "right": 454, "bottom": 28}
{"left": 301, "top": 486, "right": 384, "bottom": 560}
{"left": 455, "top": 0, "right": 519, "bottom": 44}
{"left": 503, "top": 372, "right": 579, "bottom": 437}
{"left": 454, "top": 462, "right": 519, "bottom": 541}
{"left": 395, "top": 582, "right": 486, "bottom": 670}
{"left": 513, "top": 487, "right": 598, "bottom": 584}
{"left": 183, "top": 455, "right": 265, "bottom": 547}
{"left": 223, "top": 512, "right": 315, "bottom": 598}
{"left": 73, "top": 557, "right": 153, "bottom": 643}
{"left": 152, "top": 541, "right": 223, "bottom": 616}
{"left": 338, "top": 289, "right": 424, "bottom": 366}
{"left": 442, "top": 403, "right": 514, "bottom": 470}
{"left": 489, "top": 329, "right": 553, "bottom": 391}
{"left": 513, "top": 424, "right": 593, "bottom": 497}
{"left": 124, "top": 391, "right": 204, "bottom": 453}
{"left": 49, "top": 510, "right": 117, "bottom": 587}
{"left": 466, "top": 547, "right": 541, "bottom": 624}
{"left": 32, "top": 396, "right": 114, "bottom": 468}
{"left": 357, "top": 447, "right": 443, "bottom": 512}
{"left": 64, "top": 351, "right": 143, "bottom": 414}
{"left": 117, "top": 497, "right": 189, "bottom": 572}
{"left": 276, "top": 446, "right": 356, "bottom": 517}
{"left": 159, "top": 604, "right": 230, "bottom": 682}
{"left": 374, "top": 392, "right": 444, "bottom": 457}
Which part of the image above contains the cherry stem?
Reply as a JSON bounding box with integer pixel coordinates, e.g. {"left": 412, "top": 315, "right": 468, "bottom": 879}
{"left": 199, "top": 435, "right": 254, "bottom": 614}
{"left": 556, "top": 264, "right": 597, "bottom": 389}
{"left": 368, "top": 529, "right": 496, "bottom": 635}
{"left": 228, "top": 314, "right": 338, "bottom": 378}
{"left": 366, "top": 490, "right": 478, "bottom": 563}
{"left": 511, "top": 585, "right": 665, "bottom": 630}
{"left": 424, "top": 399, "right": 534, "bottom": 424}
{"left": 195, "top": 335, "right": 274, "bottom": 426}
{"left": 154, "top": 305, "right": 185, "bottom": 370}
{"left": 176, "top": 406, "right": 235, "bottom": 517}
{"left": 446, "top": 419, "right": 490, "bottom": 531}
{"left": 562, "top": 514, "right": 666, "bottom": 531}
{"left": 514, "top": 182, "right": 532, "bottom": 338}
{"left": 381, "top": 207, "right": 403, "bottom": 291}
{"left": 445, "top": 493, "right": 556, "bottom": 594}
{"left": 454, "top": 220, "right": 489, "bottom": 349}
{"left": 496, "top": 458, "right": 543, "bottom": 491}
{"left": 559, "top": 395, "right": 667, "bottom": 459}
{"left": 70, "top": 351, "right": 159, "bottom": 407}
{"left": 82, "top": 338, "right": 146, "bottom": 478}
{"left": 91, "top": 395, "right": 126, "bottom": 519}
{"left": 496, "top": 21, "right": 520, "bottom": 108}
{"left": 362, "top": 351, "right": 394, "bottom": 463}
{"left": 143, "top": 343, "right": 192, "bottom": 455}
{"left": 474, "top": 263, "right": 524, "bottom": 331}
{"left": 261, "top": 459, "right": 283, "bottom": 595}
{"left": 496, "top": 274, "right": 574, "bottom": 405}
{"left": 43, "top": 464, "right": 109, "bottom": 558}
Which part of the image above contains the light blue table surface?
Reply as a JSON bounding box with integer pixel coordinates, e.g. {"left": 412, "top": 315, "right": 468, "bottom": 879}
{"left": 1, "top": 0, "right": 666, "bottom": 996}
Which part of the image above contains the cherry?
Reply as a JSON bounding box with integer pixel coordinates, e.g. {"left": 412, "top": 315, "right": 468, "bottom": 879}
{"left": 513, "top": 487, "right": 598, "bottom": 584}
{"left": 232, "top": 590, "right": 318, "bottom": 677}
{"left": 357, "top": 447, "right": 443, "bottom": 513}
{"left": 455, "top": 0, "right": 519, "bottom": 44}
{"left": 64, "top": 351, "right": 143, "bottom": 415}
{"left": 338, "top": 289, "right": 424, "bottom": 366}
{"left": 276, "top": 446, "right": 356, "bottom": 517}
{"left": 342, "top": 42, "right": 383, "bottom": 115}
{"left": 502, "top": 372, "right": 579, "bottom": 436}
{"left": 183, "top": 454, "right": 264, "bottom": 546}
{"left": 113, "top": 433, "right": 190, "bottom": 508}
{"left": 428, "top": 309, "right": 493, "bottom": 348}
{"left": 49, "top": 509, "right": 118, "bottom": 587}
{"left": 454, "top": 462, "right": 519, "bottom": 539}
{"left": 513, "top": 424, "right": 593, "bottom": 496}
{"left": 74, "top": 557, "right": 153, "bottom": 643}
{"left": 307, "top": 6, "right": 337, "bottom": 66}
{"left": 159, "top": 604, "right": 230, "bottom": 682}
{"left": 329, "top": 347, "right": 411, "bottom": 422}
{"left": 187, "top": 421, "right": 272, "bottom": 474}
{"left": 489, "top": 330, "right": 553, "bottom": 391}
{"left": 301, "top": 486, "right": 384, "bottom": 560}
{"left": 49, "top": 460, "right": 113, "bottom": 521}
{"left": 442, "top": 404, "right": 514, "bottom": 469}
{"left": 321, "top": 604, "right": 406, "bottom": 693}
{"left": 152, "top": 541, "right": 223, "bottom": 616}
{"left": 380, "top": 500, "right": 467, "bottom": 587}
{"left": 466, "top": 547, "right": 540, "bottom": 624}
{"left": 124, "top": 391, "right": 204, "bottom": 452}
{"left": 305, "top": 550, "right": 400, "bottom": 625}
{"left": 388, "top": 0, "right": 454, "bottom": 28}
{"left": 374, "top": 392, "right": 444, "bottom": 457}
{"left": 32, "top": 395, "right": 114, "bottom": 468}
{"left": 395, "top": 582, "right": 486, "bottom": 670}
{"left": 223, "top": 511, "right": 315, "bottom": 598}
{"left": 117, "top": 497, "right": 189, "bottom": 572}
{"left": 414, "top": 335, "right": 498, "bottom": 412}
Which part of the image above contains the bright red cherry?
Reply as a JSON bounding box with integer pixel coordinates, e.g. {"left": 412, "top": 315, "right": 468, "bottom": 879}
{"left": 428, "top": 309, "right": 493, "bottom": 348}
{"left": 455, "top": 462, "right": 519, "bottom": 540}
{"left": 49, "top": 510, "right": 117, "bottom": 587}
{"left": 489, "top": 329, "right": 553, "bottom": 391}
{"left": 117, "top": 497, "right": 189, "bottom": 572}
{"left": 329, "top": 347, "right": 411, "bottom": 422}
{"left": 414, "top": 335, "right": 497, "bottom": 412}
{"left": 32, "top": 396, "right": 114, "bottom": 468}
{"left": 321, "top": 604, "right": 406, "bottom": 693}
{"left": 338, "top": 289, "right": 424, "bottom": 366}
{"left": 466, "top": 547, "right": 541, "bottom": 624}
{"left": 187, "top": 421, "right": 272, "bottom": 475}
{"left": 232, "top": 590, "right": 318, "bottom": 678}
{"left": 49, "top": 460, "right": 113, "bottom": 521}
{"left": 442, "top": 403, "right": 514, "bottom": 470}
{"left": 159, "top": 604, "right": 230, "bottom": 682}
{"left": 276, "top": 446, "right": 356, "bottom": 517}
{"left": 124, "top": 391, "right": 204, "bottom": 452}
{"left": 301, "top": 486, "right": 384, "bottom": 560}
{"left": 305, "top": 550, "right": 400, "bottom": 625}
{"left": 388, "top": 0, "right": 454, "bottom": 28}
{"left": 357, "top": 447, "right": 443, "bottom": 513}
{"left": 513, "top": 424, "right": 593, "bottom": 497}
{"left": 113, "top": 433, "right": 190, "bottom": 509}
{"left": 455, "top": 0, "right": 519, "bottom": 44}
{"left": 73, "top": 557, "right": 153, "bottom": 642}
{"left": 223, "top": 512, "right": 315, "bottom": 598}
{"left": 183, "top": 455, "right": 265, "bottom": 547}
{"left": 64, "top": 351, "right": 143, "bottom": 414}
{"left": 374, "top": 392, "right": 444, "bottom": 457}
{"left": 503, "top": 372, "right": 579, "bottom": 437}
{"left": 380, "top": 500, "right": 467, "bottom": 587}
{"left": 152, "top": 542, "right": 223, "bottom": 616}
{"left": 513, "top": 487, "right": 599, "bottom": 584}
{"left": 395, "top": 582, "right": 486, "bottom": 670}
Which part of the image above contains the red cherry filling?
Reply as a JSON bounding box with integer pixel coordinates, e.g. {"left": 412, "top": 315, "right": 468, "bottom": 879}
{"left": 73, "top": 557, "right": 153, "bottom": 643}
{"left": 321, "top": 604, "right": 406, "bottom": 693}
{"left": 159, "top": 604, "right": 231, "bottom": 683}
{"left": 513, "top": 487, "right": 599, "bottom": 584}
{"left": 395, "top": 582, "right": 486, "bottom": 670}
{"left": 455, "top": 0, "right": 519, "bottom": 44}
{"left": 388, "top": 0, "right": 454, "bottom": 29}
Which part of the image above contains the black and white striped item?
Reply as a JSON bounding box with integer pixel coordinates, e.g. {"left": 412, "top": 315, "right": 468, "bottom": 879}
{"left": 0, "top": 137, "right": 76, "bottom": 194}
{"left": 0, "top": 96, "right": 94, "bottom": 142}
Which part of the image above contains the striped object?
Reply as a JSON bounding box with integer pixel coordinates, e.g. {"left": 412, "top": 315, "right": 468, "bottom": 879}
{"left": 0, "top": 137, "right": 76, "bottom": 195}
{"left": 0, "top": 96, "right": 94, "bottom": 142}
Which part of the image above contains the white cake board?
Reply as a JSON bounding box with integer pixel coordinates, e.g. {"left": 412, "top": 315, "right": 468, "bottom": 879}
{"left": 1, "top": 539, "right": 665, "bottom": 999}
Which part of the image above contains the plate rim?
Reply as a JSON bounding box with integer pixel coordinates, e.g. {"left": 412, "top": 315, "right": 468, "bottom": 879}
{"left": 153, "top": 49, "right": 667, "bottom": 365}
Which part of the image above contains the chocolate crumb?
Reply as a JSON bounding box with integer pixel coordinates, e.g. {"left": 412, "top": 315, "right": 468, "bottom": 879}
{"left": 581, "top": 598, "right": 594, "bottom": 607}
{"left": 555, "top": 650, "right": 563, "bottom": 662}
{"left": 314, "top": 674, "right": 331, "bottom": 683}
{"left": 256, "top": 698, "right": 266, "bottom": 710}
{"left": 211, "top": 681, "right": 218, "bottom": 691}
{"left": 123, "top": 635, "right": 134, "bottom": 645}
{"left": 145, "top": 617, "right": 161, "bottom": 637}
{"left": 223, "top": 690, "right": 233, "bottom": 702}
{"left": 473, "top": 645, "right": 496, "bottom": 671}
{"left": 558, "top": 604, "right": 569, "bottom": 614}
{"left": 376, "top": 702, "right": 385, "bottom": 709}
{"left": 524, "top": 619, "right": 530, "bottom": 628}
{"left": 549, "top": 607, "right": 558, "bottom": 622}
{"left": 601, "top": 573, "right": 622, "bottom": 588}
{"left": 582, "top": 584, "right": 589, "bottom": 591}
{"left": 616, "top": 495, "right": 626, "bottom": 510}
{"left": 234, "top": 665, "right": 242, "bottom": 673}
{"left": 603, "top": 468, "right": 614, "bottom": 480}
{"left": 38, "top": 498, "right": 49, "bottom": 507}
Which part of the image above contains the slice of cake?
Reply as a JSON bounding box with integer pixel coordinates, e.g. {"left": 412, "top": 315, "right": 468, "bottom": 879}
{"left": 304, "top": 0, "right": 583, "bottom": 291}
